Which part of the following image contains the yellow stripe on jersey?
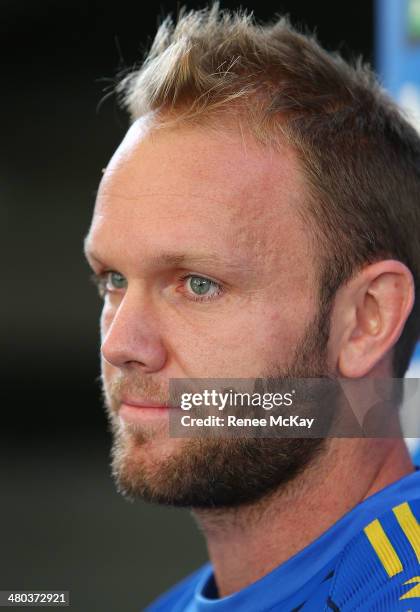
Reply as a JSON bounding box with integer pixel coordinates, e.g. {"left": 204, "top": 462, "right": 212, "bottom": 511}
{"left": 399, "top": 576, "right": 420, "bottom": 600}
{"left": 393, "top": 502, "right": 420, "bottom": 563}
{"left": 364, "top": 519, "right": 403, "bottom": 577}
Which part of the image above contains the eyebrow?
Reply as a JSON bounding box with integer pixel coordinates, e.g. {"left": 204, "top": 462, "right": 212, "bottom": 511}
{"left": 84, "top": 240, "right": 250, "bottom": 272}
{"left": 149, "top": 253, "right": 231, "bottom": 267}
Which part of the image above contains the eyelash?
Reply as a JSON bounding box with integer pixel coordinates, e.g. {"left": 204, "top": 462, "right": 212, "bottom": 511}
{"left": 90, "top": 272, "right": 224, "bottom": 303}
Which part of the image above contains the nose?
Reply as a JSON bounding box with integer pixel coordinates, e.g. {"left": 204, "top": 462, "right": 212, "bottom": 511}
{"left": 100, "top": 289, "right": 167, "bottom": 373}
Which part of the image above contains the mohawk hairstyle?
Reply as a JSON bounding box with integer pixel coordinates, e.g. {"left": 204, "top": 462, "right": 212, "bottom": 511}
{"left": 117, "top": 4, "right": 420, "bottom": 377}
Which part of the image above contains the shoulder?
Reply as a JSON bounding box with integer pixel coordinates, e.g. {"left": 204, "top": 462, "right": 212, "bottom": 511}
{"left": 144, "top": 564, "right": 211, "bottom": 612}
{"left": 328, "top": 496, "right": 420, "bottom": 610}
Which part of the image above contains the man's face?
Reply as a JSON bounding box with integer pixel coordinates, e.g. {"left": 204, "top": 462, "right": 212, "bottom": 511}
{"left": 85, "top": 115, "right": 330, "bottom": 508}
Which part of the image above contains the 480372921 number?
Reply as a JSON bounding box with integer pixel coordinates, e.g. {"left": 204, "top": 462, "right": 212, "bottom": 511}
{"left": 0, "top": 591, "right": 69, "bottom": 607}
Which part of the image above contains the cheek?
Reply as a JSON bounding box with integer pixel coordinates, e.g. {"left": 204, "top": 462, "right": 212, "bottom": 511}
{"left": 167, "top": 307, "right": 301, "bottom": 378}
{"left": 219, "top": 305, "right": 312, "bottom": 372}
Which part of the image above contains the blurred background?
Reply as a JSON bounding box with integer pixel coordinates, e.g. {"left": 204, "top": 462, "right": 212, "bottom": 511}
{"left": 3, "top": 0, "right": 420, "bottom": 610}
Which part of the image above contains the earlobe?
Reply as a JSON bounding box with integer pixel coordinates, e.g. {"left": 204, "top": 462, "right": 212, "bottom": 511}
{"left": 337, "top": 261, "right": 414, "bottom": 378}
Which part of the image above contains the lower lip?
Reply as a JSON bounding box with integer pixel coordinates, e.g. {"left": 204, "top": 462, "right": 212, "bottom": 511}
{"left": 119, "top": 403, "right": 171, "bottom": 424}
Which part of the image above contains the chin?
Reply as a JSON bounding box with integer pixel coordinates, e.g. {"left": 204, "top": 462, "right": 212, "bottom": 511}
{"left": 110, "top": 423, "right": 191, "bottom": 500}
{"left": 109, "top": 424, "right": 326, "bottom": 509}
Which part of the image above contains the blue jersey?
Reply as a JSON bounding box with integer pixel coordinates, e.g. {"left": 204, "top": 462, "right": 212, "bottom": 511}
{"left": 145, "top": 469, "right": 420, "bottom": 611}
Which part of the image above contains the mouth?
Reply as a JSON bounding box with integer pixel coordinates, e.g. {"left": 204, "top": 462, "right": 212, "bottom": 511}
{"left": 121, "top": 396, "right": 169, "bottom": 409}
{"left": 118, "top": 397, "right": 172, "bottom": 425}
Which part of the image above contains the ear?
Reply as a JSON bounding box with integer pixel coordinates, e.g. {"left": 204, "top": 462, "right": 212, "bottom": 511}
{"left": 331, "top": 260, "right": 415, "bottom": 378}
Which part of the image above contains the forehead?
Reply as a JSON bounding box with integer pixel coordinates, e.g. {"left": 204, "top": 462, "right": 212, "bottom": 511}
{"left": 88, "top": 116, "right": 311, "bottom": 274}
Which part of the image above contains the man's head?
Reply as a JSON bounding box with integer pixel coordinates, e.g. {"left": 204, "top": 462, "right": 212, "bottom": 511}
{"left": 84, "top": 7, "right": 419, "bottom": 508}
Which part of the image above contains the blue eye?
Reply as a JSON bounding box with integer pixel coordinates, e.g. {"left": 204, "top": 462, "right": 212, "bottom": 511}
{"left": 184, "top": 275, "right": 222, "bottom": 301}
{"left": 107, "top": 271, "right": 127, "bottom": 290}
{"left": 189, "top": 276, "right": 213, "bottom": 295}
{"left": 90, "top": 271, "right": 223, "bottom": 303}
{"left": 91, "top": 271, "right": 127, "bottom": 298}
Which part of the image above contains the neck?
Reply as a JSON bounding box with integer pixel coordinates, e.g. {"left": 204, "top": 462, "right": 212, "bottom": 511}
{"left": 192, "top": 437, "right": 414, "bottom": 597}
